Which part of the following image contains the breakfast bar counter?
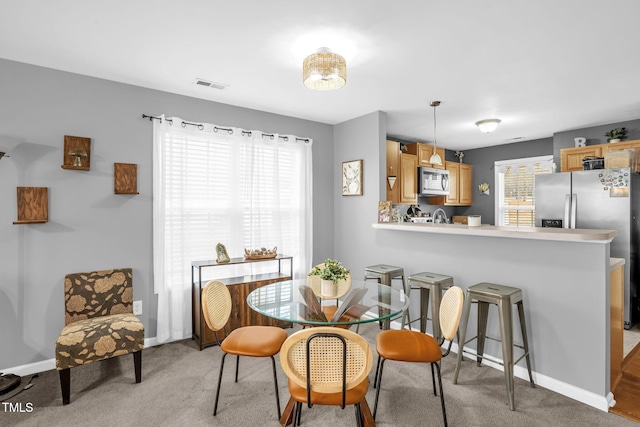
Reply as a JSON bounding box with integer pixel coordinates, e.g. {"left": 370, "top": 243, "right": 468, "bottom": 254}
{"left": 372, "top": 222, "right": 617, "bottom": 242}
{"left": 362, "top": 220, "right": 619, "bottom": 412}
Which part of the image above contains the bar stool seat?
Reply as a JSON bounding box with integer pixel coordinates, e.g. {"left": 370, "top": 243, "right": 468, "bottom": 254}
{"left": 452, "top": 282, "right": 535, "bottom": 411}
{"left": 407, "top": 272, "right": 454, "bottom": 342}
{"left": 364, "top": 264, "right": 410, "bottom": 330}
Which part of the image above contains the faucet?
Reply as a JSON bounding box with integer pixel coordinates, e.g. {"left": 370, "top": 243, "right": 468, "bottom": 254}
{"left": 433, "top": 208, "right": 449, "bottom": 224}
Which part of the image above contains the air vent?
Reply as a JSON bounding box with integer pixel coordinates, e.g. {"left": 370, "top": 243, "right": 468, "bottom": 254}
{"left": 194, "top": 78, "right": 228, "bottom": 90}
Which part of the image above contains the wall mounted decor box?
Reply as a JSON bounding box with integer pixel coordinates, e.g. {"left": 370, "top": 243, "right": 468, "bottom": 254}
{"left": 61, "top": 135, "right": 91, "bottom": 170}
{"left": 13, "top": 187, "right": 48, "bottom": 224}
{"left": 114, "top": 163, "right": 139, "bottom": 194}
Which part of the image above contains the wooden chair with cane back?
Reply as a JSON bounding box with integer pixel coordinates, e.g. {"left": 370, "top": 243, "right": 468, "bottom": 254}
{"left": 279, "top": 326, "right": 374, "bottom": 426}
{"left": 201, "top": 280, "right": 288, "bottom": 419}
{"left": 373, "top": 285, "right": 464, "bottom": 427}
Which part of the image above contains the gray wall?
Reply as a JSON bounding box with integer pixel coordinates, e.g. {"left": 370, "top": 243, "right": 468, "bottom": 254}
{"left": 457, "top": 138, "right": 554, "bottom": 224}
{"left": 0, "top": 59, "right": 334, "bottom": 369}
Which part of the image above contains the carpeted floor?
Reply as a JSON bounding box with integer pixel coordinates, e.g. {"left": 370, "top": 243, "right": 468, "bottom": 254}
{"left": 2, "top": 323, "right": 637, "bottom": 427}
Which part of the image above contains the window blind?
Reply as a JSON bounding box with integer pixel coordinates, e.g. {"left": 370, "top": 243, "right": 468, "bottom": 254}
{"left": 495, "top": 156, "right": 553, "bottom": 227}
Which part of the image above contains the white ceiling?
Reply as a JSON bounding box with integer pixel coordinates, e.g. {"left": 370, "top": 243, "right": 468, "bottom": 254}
{"left": 2, "top": 0, "right": 639, "bottom": 151}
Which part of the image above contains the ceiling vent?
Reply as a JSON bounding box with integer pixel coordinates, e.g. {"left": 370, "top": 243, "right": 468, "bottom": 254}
{"left": 194, "top": 78, "right": 228, "bottom": 90}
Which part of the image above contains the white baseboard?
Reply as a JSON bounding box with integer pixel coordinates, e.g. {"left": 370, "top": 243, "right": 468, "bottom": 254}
{"left": 449, "top": 341, "right": 611, "bottom": 412}
{"left": 4, "top": 337, "right": 160, "bottom": 377}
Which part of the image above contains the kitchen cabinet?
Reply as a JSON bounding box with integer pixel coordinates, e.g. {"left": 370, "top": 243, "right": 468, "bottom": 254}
{"left": 399, "top": 153, "right": 418, "bottom": 204}
{"left": 610, "top": 259, "right": 624, "bottom": 391}
{"left": 560, "top": 139, "right": 640, "bottom": 172}
{"left": 386, "top": 140, "right": 419, "bottom": 204}
{"left": 406, "top": 142, "right": 445, "bottom": 169}
{"left": 386, "top": 140, "right": 400, "bottom": 203}
{"left": 560, "top": 146, "right": 603, "bottom": 172}
{"left": 428, "top": 161, "right": 473, "bottom": 206}
{"left": 600, "top": 139, "right": 640, "bottom": 155}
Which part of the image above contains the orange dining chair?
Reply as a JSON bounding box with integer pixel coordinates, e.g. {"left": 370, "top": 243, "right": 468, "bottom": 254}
{"left": 201, "top": 280, "right": 288, "bottom": 419}
{"left": 279, "top": 327, "right": 374, "bottom": 426}
{"left": 373, "top": 285, "right": 464, "bottom": 426}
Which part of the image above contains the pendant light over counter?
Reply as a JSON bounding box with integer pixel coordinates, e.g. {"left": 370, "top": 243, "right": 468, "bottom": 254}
{"left": 429, "top": 101, "right": 443, "bottom": 166}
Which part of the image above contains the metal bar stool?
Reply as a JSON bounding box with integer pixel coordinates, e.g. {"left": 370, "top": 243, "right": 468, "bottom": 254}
{"left": 452, "top": 282, "right": 535, "bottom": 410}
{"left": 364, "top": 264, "right": 410, "bottom": 330}
{"left": 407, "top": 272, "right": 454, "bottom": 342}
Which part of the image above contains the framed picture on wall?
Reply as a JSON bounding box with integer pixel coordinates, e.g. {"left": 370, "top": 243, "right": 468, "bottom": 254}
{"left": 342, "top": 159, "right": 363, "bottom": 196}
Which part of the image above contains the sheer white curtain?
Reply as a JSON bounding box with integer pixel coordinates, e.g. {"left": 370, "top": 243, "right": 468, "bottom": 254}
{"left": 153, "top": 115, "right": 313, "bottom": 344}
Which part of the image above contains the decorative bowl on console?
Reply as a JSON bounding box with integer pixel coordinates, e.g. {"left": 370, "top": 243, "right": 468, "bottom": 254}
{"left": 244, "top": 246, "right": 278, "bottom": 260}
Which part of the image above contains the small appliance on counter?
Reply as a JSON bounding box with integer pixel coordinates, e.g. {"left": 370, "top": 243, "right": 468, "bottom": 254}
{"left": 410, "top": 216, "right": 433, "bottom": 223}
{"left": 582, "top": 156, "right": 604, "bottom": 170}
{"left": 468, "top": 215, "right": 481, "bottom": 227}
{"left": 541, "top": 218, "right": 563, "bottom": 228}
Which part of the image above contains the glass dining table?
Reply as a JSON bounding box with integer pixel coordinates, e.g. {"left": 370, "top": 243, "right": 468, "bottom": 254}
{"left": 246, "top": 278, "right": 410, "bottom": 328}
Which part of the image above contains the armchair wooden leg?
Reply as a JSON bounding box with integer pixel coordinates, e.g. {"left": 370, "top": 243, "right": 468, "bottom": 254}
{"left": 59, "top": 368, "right": 71, "bottom": 405}
{"left": 133, "top": 351, "right": 142, "bottom": 383}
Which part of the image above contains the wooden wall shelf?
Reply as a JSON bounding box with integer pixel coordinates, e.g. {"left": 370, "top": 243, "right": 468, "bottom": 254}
{"left": 114, "top": 163, "right": 139, "bottom": 194}
{"left": 61, "top": 135, "right": 91, "bottom": 171}
{"left": 13, "top": 187, "right": 48, "bottom": 224}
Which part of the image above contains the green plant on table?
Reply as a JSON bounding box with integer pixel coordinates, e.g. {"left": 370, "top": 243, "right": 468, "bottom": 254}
{"left": 308, "top": 259, "right": 350, "bottom": 284}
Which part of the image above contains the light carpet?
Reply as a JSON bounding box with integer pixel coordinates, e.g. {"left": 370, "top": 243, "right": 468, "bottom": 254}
{"left": 2, "top": 323, "right": 636, "bottom": 427}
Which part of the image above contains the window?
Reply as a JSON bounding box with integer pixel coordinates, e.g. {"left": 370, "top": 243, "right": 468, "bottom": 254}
{"left": 494, "top": 155, "right": 554, "bottom": 227}
{"left": 152, "top": 116, "right": 312, "bottom": 343}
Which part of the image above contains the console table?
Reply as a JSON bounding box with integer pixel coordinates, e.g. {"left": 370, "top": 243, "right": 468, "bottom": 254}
{"left": 191, "top": 255, "right": 293, "bottom": 350}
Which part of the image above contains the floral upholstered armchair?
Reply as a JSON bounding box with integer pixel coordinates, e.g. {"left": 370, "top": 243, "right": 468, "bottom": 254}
{"left": 55, "top": 268, "right": 144, "bottom": 404}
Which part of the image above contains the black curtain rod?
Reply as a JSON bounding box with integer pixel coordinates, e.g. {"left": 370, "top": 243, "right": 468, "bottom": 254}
{"left": 141, "top": 114, "right": 310, "bottom": 143}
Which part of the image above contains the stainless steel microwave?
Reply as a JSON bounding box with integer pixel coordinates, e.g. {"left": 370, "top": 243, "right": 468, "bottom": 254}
{"left": 418, "top": 166, "right": 450, "bottom": 196}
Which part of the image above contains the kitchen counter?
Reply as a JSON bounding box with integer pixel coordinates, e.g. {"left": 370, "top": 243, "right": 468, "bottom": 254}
{"left": 372, "top": 221, "right": 617, "bottom": 242}
{"left": 368, "top": 221, "right": 617, "bottom": 411}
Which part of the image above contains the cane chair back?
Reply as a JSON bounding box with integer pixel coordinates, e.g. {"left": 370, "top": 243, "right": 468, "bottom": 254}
{"left": 439, "top": 286, "right": 464, "bottom": 342}
{"left": 281, "top": 326, "right": 372, "bottom": 394}
{"left": 201, "top": 280, "right": 232, "bottom": 332}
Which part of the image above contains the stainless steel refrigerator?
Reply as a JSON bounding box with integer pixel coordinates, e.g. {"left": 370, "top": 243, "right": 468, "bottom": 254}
{"left": 535, "top": 168, "right": 639, "bottom": 329}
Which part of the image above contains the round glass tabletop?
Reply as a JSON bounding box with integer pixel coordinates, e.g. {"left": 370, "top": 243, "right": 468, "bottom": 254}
{"left": 246, "top": 279, "right": 410, "bottom": 326}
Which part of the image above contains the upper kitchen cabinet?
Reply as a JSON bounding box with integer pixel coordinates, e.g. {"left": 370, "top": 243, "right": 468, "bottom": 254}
{"left": 406, "top": 142, "right": 445, "bottom": 169}
{"left": 399, "top": 153, "right": 418, "bottom": 204}
{"left": 386, "top": 140, "right": 400, "bottom": 203}
{"left": 428, "top": 161, "right": 473, "bottom": 206}
{"left": 560, "top": 140, "right": 640, "bottom": 172}
{"left": 560, "top": 146, "right": 603, "bottom": 172}
{"left": 600, "top": 139, "right": 640, "bottom": 155}
{"left": 386, "top": 140, "right": 418, "bottom": 204}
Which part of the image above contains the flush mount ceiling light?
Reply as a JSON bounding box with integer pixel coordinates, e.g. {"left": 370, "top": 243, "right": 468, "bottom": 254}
{"left": 303, "top": 47, "right": 346, "bottom": 91}
{"left": 429, "top": 101, "right": 443, "bottom": 166}
{"left": 475, "top": 118, "right": 501, "bottom": 133}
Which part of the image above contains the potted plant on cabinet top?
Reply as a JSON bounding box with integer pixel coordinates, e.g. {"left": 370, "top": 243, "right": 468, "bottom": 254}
{"left": 605, "top": 127, "right": 627, "bottom": 143}
{"left": 308, "top": 259, "right": 351, "bottom": 297}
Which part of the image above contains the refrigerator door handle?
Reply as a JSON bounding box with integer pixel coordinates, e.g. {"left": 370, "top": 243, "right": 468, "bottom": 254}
{"left": 570, "top": 194, "right": 577, "bottom": 229}
{"left": 564, "top": 194, "right": 571, "bottom": 229}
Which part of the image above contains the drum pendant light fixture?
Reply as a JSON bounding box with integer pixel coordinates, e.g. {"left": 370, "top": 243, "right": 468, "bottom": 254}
{"left": 429, "top": 101, "right": 443, "bottom": 166}
{"left": 303, "top": 47, "right": 346, "bottom": 90}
